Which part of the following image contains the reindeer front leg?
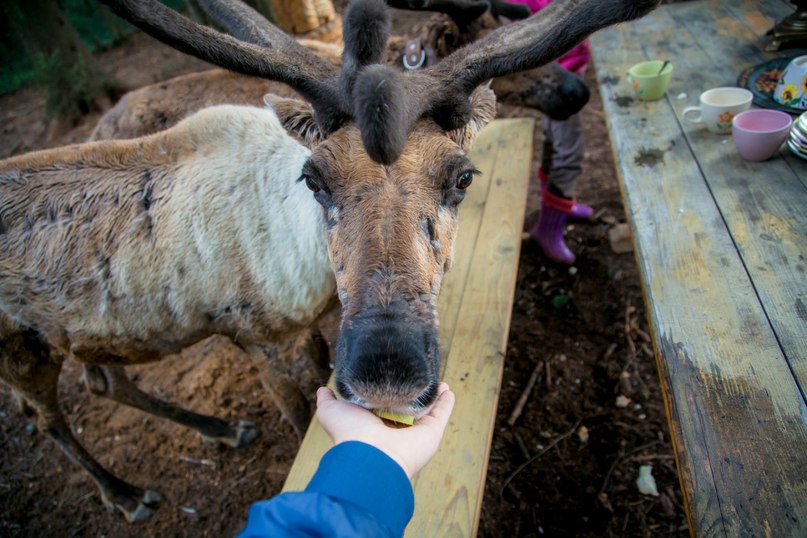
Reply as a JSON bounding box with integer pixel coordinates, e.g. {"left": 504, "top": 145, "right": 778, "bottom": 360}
{"left": 245, "top": 335, "right": 314, "bottom": 440}
{"left": 0, "top": 333, "right": 161, "bottom": 522}
{"left": 82, "top": 364, "right": 259, "bottom": 448}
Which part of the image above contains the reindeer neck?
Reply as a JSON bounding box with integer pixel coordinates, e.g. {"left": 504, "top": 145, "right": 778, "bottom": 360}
{"left": 163, "top": 106, "right": 335, "bottom": 321}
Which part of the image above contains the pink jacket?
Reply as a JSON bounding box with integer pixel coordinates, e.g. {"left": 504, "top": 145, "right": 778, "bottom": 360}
{"left": 507, "top": 0, "right": 591, "bottom": 74}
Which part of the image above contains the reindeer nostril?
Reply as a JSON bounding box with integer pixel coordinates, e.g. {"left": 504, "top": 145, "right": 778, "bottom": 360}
{"left": 412, "top": 381, "right": 439, "bottom": 410}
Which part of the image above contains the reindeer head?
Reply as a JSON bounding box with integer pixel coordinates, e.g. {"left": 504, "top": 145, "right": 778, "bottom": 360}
{"left": 102, "top": 0, "right": 659, "bottom": 416}
{"left": 264, "top": 85, "right": 495, "bottom": 412}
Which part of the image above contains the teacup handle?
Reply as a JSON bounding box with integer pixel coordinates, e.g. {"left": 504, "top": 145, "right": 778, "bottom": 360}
{"left": 682, "top": 106, "right": 703, "bottom": 124}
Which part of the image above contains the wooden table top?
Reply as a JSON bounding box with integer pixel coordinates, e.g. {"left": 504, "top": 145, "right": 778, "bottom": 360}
{"left": 591, "top": 0, "right": 807, "bottom": 536}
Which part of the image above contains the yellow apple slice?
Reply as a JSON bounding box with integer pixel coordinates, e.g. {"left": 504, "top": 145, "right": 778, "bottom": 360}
{"left": 373, "top": 409, "right": 415, "bottom": 426}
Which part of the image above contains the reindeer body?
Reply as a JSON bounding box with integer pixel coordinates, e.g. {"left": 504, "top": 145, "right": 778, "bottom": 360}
{"left": 0, "top": 106, "right": 335, "bottom": 521}
{"left": 2, "top": 106, "right": 334, "bottom": 357}
{"left": 90, "top": 69, "right": 298, "bottom": 141}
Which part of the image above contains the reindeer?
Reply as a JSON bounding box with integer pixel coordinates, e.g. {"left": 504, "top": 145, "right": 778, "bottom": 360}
{"left": 0, "top": 0, "right": 659, "bottom": 522}
{"left": 89, "top": 0, "right": 588, "bottom": 141}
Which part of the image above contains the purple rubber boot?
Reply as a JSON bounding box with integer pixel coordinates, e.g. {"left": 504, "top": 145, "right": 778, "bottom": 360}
{"left": 539, "top": 169, "right": 593, "bottom": 220}
{"left": 530, "top": 188, "right": 576, "bottom": 264}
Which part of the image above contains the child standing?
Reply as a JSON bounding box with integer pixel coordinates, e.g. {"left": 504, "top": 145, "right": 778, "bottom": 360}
{"left": 511, "top": 0, "right": 594, "bottom": 264}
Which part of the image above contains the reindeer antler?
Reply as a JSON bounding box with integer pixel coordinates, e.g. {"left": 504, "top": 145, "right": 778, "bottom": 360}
{"left": 101, "top": 0, "right": 406, "bottom": 162}
{"left": 385, "top": 0, "right": 530, "bottom": 24}
{"left": 385, "top": 0, "right": 489, "bottom": 23}
{"left": 102, "top": 0, "right": 659, "bottom": 165}
{"left": 194, "top": 0, "right": 281, "bottom": 47}
{"left": 489, "top": 0, "right": 531, "bottom": 20}
{"left": 401, "top": 0, "right": 660, "bottom": 131}
{"left": 99, "top": 0, "right": 353, "bottom": 132}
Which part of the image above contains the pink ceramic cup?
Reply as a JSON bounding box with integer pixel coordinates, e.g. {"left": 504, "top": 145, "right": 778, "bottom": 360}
{"left": 732, "top": 109, "right": 794, "bottom": 161}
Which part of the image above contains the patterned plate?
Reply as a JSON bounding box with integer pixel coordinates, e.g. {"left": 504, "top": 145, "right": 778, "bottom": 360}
{"left": 737, "top": 52, "right": 807, "bottom": 114}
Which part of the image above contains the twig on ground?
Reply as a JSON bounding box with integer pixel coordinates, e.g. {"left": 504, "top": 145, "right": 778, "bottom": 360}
{"left": 599, "top": 440, "right": 660, "bottom": 495}
{"left": 180, "top": 455, "right": 217, "bottom": 469}
{"left": 588, "top": 107, "right": 606, "bottom": 119}
{"left": 513, "top": 432, "right": 531, "bottom": 460}
{"left": 592, "top": 207, "right": 608, "bottom": 221}
{"left": 234, "top": 469, "right": 262, "bottom": 488}
{"left": 626, "top": 334, "right": 637, "bottom": 363}
{"left": 635, "top": 327, "right": 651, "bottom": 343}
{"left": 507, "top": 361, "right": 543, "bottom": 426}
{"left": 628, "top": 453, "right": 675, "bottom": 462}
{"left": 624, "top": 302, "right": 634, "bottom": 335}
{"left": 500, "top": 418, "right": 582, "bottom": 497}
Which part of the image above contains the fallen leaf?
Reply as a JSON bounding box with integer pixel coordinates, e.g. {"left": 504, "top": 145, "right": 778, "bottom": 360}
{"left": 597, "top": 491, "right": 614, "bottom": 512}
{"left": 577, "top": 425, "right": 590, "bottom": 443}
{"left": 660, "top": 492, "right": 676, "bottom": 519}
{"left": 608, "top": 223, "right": 633, "bottom": 254}
{"left": 636, "top": 465, "right": 660, "bottom": 496}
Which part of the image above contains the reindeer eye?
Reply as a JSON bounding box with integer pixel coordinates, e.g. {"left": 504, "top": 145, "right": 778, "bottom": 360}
{"left": 456, "top": 171, "right": 474, "bottom": 190}
{"left": 302, "top": 175, "right": 320, "bottom": 193}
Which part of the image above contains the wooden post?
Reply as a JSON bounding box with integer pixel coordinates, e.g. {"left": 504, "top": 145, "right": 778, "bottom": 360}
{"left": 269, "top": 0, "right": 342, "bottom": 43}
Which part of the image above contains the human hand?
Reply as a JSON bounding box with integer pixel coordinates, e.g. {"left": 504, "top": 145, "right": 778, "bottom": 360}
{"left": 315, "top": 383, "right": 456, "bottom": 479}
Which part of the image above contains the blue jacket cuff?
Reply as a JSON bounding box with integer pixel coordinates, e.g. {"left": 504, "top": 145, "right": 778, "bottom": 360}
{"left": 305, "top": 441, "right": 415, "bottom": 537}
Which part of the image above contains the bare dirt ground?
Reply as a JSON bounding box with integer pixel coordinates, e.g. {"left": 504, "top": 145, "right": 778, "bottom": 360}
{"left": 0, "top": 9, "right": 689, "bottom": 538}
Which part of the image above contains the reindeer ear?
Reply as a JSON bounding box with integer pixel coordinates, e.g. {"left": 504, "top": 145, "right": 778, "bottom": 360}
{"left": 447, "top": 84, "right": 496, "bottom": 151}
{"left": 263, "top": 94, "right": 324, "bottom": 148}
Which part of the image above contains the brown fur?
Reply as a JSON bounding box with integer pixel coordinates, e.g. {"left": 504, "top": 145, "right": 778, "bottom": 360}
{"left": 0, "top": 106, "right": 338, "bottom": 521}
{"left": 0, "top": 87, "right": 495, "bottom": 521}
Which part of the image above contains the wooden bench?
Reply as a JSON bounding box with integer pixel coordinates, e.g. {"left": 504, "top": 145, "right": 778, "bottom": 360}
{"left": 590, "top": 0, "right": 807, "bottom": 536}
{"left": 283, "top": 117, "right": 536, "bottom": 536}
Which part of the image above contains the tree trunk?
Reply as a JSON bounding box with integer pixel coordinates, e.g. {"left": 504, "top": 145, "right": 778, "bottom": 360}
{"left": 1, "top": 0, "right": 120, "bottom": 122}
{"left": 269, "top": 0, "right": 342, "bottom": 43}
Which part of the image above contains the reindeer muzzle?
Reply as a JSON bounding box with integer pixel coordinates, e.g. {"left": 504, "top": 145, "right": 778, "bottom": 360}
{"left": 334, "top": 301, "right": 441, "bottom": 411}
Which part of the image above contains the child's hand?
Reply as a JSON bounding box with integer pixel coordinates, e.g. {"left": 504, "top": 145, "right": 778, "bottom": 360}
{"left": 315, "top": 383, "right": 455, "bottom": 479}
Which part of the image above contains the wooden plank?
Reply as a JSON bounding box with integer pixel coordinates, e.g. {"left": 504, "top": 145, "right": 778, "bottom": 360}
{"left": 406, "top": 118, "right": 533, "bottom": 537}
{"left": 591, "top": 1, "right": 807, "bottom": 536}
{"left": 282, "top": 117, "right": 535, "bottom": 537}
{"left": 434, "top": 120, "right": 506, "bottom": 366}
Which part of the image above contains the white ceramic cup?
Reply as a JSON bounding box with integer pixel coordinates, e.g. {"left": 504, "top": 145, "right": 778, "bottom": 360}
{"left": 682, "top": 87, "right": 753, "bottom": 134}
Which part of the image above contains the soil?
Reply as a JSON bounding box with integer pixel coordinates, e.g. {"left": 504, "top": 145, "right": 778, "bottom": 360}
{"left": 0, "top": 8, "right": 689, "bottom": 538}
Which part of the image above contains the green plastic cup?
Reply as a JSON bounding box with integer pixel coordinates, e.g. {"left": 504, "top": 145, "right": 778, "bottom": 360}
{"left": 626, "top": 61, "right": 673, "bottom": 101}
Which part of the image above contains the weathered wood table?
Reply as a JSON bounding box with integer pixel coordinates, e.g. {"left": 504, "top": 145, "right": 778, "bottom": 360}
{"left": 283, "top": 118, "right": 535, "bottom": 537}
{"left": 591, "top": 0, "right": 807, "bottom": 536}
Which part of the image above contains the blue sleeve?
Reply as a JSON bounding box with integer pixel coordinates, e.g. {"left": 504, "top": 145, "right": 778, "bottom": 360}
{"left": 235, "top": 441, "right": 415, "bottom": 538}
